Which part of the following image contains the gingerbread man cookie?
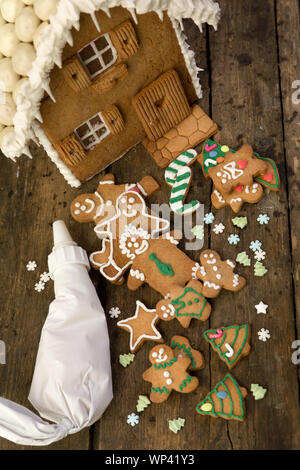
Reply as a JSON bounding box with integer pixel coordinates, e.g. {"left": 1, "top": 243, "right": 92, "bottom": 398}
{"left": 211, "top": 182, "right": 264, "bottom": 213}
{"left": 196, "top": 250, "right": 246, "bottom": 298}
{"left": 207, "top": 144, "right": 267, "bottom": 194}
{"left": 89, "top": 190, "right": 170, "bottom": 283}
{"left": 170, "top": 336, "right": 205, "bottom": 371}
{"left": 156, "top": 280, "right": 212, "bottom": 328}
{"left": 142, "top": 344, "right": 199, "bottom": 403}
{"left": 199, "top": 139, "right": 280, "bottom": 191}
{"left": 70, "top": 173, "right": 159, "bottom": 225}
{"left": 125, "top": 231, "right": 199, "bottom": 297}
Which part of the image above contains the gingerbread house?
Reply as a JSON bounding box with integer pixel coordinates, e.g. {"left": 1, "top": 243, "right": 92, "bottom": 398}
{"left": 0, "top": 0, "right": 221, "bottom": 186}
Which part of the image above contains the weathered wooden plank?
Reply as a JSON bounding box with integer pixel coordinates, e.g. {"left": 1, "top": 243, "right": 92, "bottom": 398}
{"left": 0, "top": 146, "right": 91, "bottom": 449}
{"left": 207, "top": 0, "right": 299, "bottom": 450}
{"left": 276, "top": 0, "right": 300, "bottom": 345}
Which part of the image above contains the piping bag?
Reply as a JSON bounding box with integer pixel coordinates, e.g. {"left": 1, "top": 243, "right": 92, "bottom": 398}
{"left": 0, "top": 221, "right": 113, "bottom": 446}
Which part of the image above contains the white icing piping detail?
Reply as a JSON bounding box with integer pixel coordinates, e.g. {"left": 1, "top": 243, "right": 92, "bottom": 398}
{"left": 1, "top": 0, "right": 221, "bottom": 165}
{"left": 85, "top": 198, "right": 95, "bottom": 214}
{"left": 170, "top": 18, "right": 203, "bottom": 100}
{"left": 226, "top": 260, "right": 235, "bottom": 268}
{"left": 32, "top": 121, "right": 81, "bottom": 188}
{"left": 130, "top": 269, "right": 145, "bottom": 281}
{"left": 204, "top": 281, "right": 220, "bottom": 290}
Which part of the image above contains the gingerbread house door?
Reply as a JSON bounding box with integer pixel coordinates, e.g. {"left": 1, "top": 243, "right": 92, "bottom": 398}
{"left": 132, "top": 69, "right": 191, "bottom": 142}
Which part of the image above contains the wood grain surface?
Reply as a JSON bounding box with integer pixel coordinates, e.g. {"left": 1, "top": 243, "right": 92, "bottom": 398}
{"left": 0, "top": 0, "right": 299, "bottom": 450}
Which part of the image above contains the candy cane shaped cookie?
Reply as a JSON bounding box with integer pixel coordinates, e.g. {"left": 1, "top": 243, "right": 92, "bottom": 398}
{"left": 169, "top": 166, "right": 201, "bottom": 215}
{"left": 165, "top": 150, "right": 200, "bottom": 215}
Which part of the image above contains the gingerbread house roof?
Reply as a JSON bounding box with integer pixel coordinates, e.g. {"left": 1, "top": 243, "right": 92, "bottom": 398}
{"left": 0, "top": 0, "right": 221, "bottom": 186}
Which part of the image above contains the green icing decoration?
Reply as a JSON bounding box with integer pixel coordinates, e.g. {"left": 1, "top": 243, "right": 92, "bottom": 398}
{"left": 232, "top": 216, "right": 248, "bottom": 229}
{"left": 151, "top": 386, "right": 169, "bottom": 394}
{"left": 236, "top": 251, "right": 251, "bottom": 266}
{"left": 136, "top": 395, "right": 151, "bottom": 412}
{"left": 251, "top": 384, "right": 267, "bottom": 400}
{"left": 254, "top": 261, "right": 268, "bottom": 277}
{"left": 172, "top": 288, "right": 206, "bottom": 318}
{"left": 119, "top": 353, "right": 135, "bottom": 367}
{"left": 191, "top": 225, "right": 204, "bottom": 240}
{"left": 202, "top": 139, "right": 279, "bottom": 190}
{"left": 196, "top": 373, "right": 245, "bottom": 421}
{"left": 149, "top": 253, "right": 174, "bottom": 276}
{"left": 179, "top": 375, "right": 194, "bottom": 391}
{"left": 168, "top": 417, "right": 185, "bottom": 434}
{"left": 170, "top": 339, "right": 196, "bottom": 368}
{"left": 153, "top": 357, "right": 177, "bottom": 370}
{"left": 203, "top": 325, "right": 249, "bottom": 366}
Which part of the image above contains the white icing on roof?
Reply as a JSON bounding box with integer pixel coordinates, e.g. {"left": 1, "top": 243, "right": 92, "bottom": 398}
{"left": 0, "top": 0, "right": 221, "bottom": 184}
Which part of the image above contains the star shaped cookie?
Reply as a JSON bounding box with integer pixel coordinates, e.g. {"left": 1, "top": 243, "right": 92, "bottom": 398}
{"left": 117, "top": 300, "right": 164, "bottom": 353}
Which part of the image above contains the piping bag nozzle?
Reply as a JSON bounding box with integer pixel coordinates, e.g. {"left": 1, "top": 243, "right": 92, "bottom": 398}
{"left": 48, "top": 220, "right": 90, "bottom": 276}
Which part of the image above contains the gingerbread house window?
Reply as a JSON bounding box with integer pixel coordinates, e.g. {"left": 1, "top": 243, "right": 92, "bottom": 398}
{"left": 74, "top": 113, "right": 110, "bottom": 150}
{"left": 77, "top": 33, "right": 117, "bottom": 79}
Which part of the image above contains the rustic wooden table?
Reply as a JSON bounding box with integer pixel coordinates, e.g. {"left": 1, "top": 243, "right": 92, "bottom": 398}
{"left": 0, "top": 0, "right": 299, "bottom": 450}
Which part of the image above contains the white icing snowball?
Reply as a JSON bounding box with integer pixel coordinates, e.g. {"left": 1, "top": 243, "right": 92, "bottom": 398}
{"left": 33, "top": 21, "right": 48, "bottom": 49}
{"left": 0, "top": 12, "right": 6, "bottom": 26}
{"left": 0, "top": 0, "right": 24, "bottom": 23}
{"left": 15, "top": 6, "right": 40, "bottom": 42}
{"left": 0, "top": 126, "right": 14, "bottom": 149}
{"left": 12, "top": 43, "right": 36, "bottom": 76}
{"left": 12, "top": 76, "right": 28, "bottom": 103}
{"left": 0, "top": 94, "right": 16, "bottom": 126}
{"left": 0, "top": 23, "right": 20, "bottom": 57}
{"left": 0, "top": 58, "right": 20, "bottom": 92}
{"left": 34, "top": 0, "right": 58, "bottom": 21}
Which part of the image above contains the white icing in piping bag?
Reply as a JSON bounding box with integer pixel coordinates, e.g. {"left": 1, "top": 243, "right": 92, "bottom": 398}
{"left": 0, "top": 221, "right": 113, "bottom": 446}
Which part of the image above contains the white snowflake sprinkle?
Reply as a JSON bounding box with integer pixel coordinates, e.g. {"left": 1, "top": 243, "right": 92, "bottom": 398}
{"left": 204, "top": 212, "right": 215, "bottom": 224}
{"left": 40, "top": 272, "right": 51, "bottom": 283}
{"left": 212, "top": 223, "right": 225, "bottom": 234}
{"left": 34, "top": 281, "right": 45, "bottom": 292}
{"left": 255, "top": 301, "right": 268, "bottom": 315}
{"left": 254, "top": 248, "right": 266, "bottom": 261}
{"left": 257, "top": 328, "right": 271, "bottom": 342}
{"left": 250, "top": 240, "right": 262, "bottom": 252}
{"left": 257, "top": 213, "right": 270, "bottom": 225}
{"left": 228, "top": 234, "right": 240, "bottom": 245}
{"left": 109, "top": 307, "right": 121, "bottom": 319}
{"left": 26, "top": 260, "right": 37, "bottom": 271}
{"left": 127, "top": 413, "right": 139, "bottom": 427}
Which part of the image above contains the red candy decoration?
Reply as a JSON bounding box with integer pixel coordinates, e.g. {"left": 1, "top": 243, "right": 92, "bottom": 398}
{"left": 237, "top": 160, "right": 248, "bottom": 170}
{"left": 263, "top": 173, "right": 273, "bottom": 182}
{"left": 235, "top": 185, "right": 244, "bottom": 193}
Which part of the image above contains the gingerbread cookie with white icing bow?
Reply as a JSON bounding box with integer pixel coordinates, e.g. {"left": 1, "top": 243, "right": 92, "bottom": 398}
{"left": 196, "top": 249, "right": 246, "bottom": 298}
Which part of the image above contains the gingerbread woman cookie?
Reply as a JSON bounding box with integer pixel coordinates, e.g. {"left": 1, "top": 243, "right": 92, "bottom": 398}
{"left": 196, "top": 250, "right": 246, "bottom": 298}
{"left": 142, "top": 344, "right": 199, "bottom": 403}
